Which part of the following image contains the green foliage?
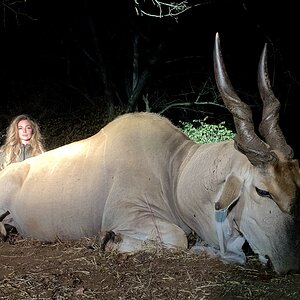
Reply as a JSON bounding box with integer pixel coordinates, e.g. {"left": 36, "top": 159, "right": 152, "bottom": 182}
{"left": 179, "top": 119, "right": 235, "bottom": 144}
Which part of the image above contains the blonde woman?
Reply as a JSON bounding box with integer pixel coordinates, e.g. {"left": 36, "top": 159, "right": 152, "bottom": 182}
{"left": 0, "top": 114, "right": 45, "bottom": 170}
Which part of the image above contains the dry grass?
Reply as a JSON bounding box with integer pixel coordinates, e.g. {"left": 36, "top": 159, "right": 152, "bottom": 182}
{"left": 0, "top": 236, "right": 299, "bottom": 299}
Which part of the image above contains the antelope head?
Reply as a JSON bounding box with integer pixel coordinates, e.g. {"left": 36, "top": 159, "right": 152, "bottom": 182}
{"left": 213, "top": 32, "right": 300, "bottom": 215}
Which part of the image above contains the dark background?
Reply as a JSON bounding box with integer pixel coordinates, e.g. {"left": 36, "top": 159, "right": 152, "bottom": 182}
{"left": 1, "top": 0, "right": 299, "bottom": 156}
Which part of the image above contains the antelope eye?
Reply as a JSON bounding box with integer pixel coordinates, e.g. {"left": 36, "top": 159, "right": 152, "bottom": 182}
{"left": 255, "top": 187, "right": 272, "bottom": 199}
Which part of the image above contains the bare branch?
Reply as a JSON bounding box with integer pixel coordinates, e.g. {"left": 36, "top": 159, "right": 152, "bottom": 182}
{"left": 134, "top": 0, "right": 207, "bottom": 18}
{"left": 157, "top": 77, "right": 226, "bottom": 115}
{"left": 1, "top": 0, "right": 37, "bottom": 29}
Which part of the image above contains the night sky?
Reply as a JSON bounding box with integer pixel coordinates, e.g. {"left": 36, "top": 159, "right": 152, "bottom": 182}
{"left": 1, "top": 0, "right": 299, "bottom": 156}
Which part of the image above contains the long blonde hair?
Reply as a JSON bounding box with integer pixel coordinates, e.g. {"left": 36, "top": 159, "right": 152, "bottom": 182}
{"left": 0, "top": 114, "right": 45, "bottom": 169}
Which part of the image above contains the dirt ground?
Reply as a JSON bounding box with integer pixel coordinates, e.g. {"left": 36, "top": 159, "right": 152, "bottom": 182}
{"left": 0, "top": 234, "right": 299, "bottom": 300}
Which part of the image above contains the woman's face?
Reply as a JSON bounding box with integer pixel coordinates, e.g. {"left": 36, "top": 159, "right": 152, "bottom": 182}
{"left": 18, "top": 119, "right": 33, "bottom": 145}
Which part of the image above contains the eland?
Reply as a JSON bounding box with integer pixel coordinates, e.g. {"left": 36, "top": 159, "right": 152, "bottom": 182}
{"left": 0, "top": 33, "right": 299, "bottom": 274}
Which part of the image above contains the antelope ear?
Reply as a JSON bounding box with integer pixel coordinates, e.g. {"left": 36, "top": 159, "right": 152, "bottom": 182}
{"left": 215, "top": 173, "right": 243, "bottom": 212}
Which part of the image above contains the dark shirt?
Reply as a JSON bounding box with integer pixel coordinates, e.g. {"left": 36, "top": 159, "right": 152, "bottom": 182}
{"left": 19, "top": 144, "right": 33, "bottom": 162}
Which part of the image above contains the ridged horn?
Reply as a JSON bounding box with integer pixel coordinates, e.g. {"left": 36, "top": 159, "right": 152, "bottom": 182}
{"left": 258, "top": 44, "right": 294, "bottom": 159}
{"left": 213, "top": 32, "right": 275, "bottom": 166}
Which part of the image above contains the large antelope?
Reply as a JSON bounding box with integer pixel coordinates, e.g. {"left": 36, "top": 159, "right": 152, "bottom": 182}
{"left": 0, "top": 33, "right": 299, "bottom": 274}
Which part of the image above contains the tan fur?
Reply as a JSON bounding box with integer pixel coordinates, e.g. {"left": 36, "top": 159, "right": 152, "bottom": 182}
{"left": 215, "top": 174, "right": 243, "bottom": 210}
{"left": 0, "top": 112, "right": 299, "bottom": 275}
